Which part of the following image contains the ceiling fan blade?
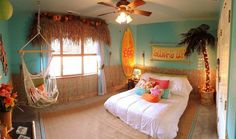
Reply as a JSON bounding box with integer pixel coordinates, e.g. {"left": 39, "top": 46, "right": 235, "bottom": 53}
{"left": 97, "top": 2, "right": 117, "bottom": 9}
{"left": 133, "top": 9, "right": 152, "bottom": 16}
{"left": 128, "top": 0, "right": 145, "bottom": 9}
{"left": 98, "top": 11, "right": 117, "bottom": 16}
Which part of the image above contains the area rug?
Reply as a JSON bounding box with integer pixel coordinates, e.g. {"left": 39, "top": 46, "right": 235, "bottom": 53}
{"left": 40, "top": 97, "right": 199, "bottom": 139}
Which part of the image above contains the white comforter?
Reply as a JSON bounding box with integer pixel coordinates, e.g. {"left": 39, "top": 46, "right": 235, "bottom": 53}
{"left": 104, "top": 89, "right": 189, "bottom": 139}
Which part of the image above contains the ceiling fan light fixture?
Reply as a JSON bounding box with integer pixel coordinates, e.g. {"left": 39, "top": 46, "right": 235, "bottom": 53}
{"left": 98, "top": 0, "right": 151, "bottom": 23}
{"left": 126, "top": 15, "right": 132, "bottom": 23}
{"left": 116, "top": 12, "right": 133, "bottom": 24}
{"left": 120, "top": 12, "right": 127, "bottom": 20}
{"left": 115, "top": 16, "right": 122, "bottom": 24}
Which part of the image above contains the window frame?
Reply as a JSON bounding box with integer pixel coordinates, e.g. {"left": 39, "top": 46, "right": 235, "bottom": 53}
{"left": 51, "top": 38, "right": 98, "bottom": 77}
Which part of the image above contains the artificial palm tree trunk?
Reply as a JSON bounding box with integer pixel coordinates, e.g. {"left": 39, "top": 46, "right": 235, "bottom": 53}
{"left": 202, "top": 46, "right": 211, "bottom": 92}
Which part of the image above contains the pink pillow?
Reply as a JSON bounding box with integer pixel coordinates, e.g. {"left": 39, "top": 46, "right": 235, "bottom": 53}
{"left": 150, "top": 87, "right": 162, "bottom": 97}
{"left": 149, "top": 77, "right": 170, "bottom": 89}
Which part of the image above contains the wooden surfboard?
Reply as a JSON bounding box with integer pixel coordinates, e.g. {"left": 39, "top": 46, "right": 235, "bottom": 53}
{"left": 122, "top": 28, "right": 135, "bottom": 77}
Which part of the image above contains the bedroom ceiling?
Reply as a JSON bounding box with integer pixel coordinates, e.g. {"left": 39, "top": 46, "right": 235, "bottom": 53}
{"left": 10, "top": 0, "right": 220, "bottom": 25}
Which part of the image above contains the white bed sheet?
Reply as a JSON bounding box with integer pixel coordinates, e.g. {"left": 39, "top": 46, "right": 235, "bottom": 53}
{"left": 104, "top": 89, "right": 189, "bottom": 139}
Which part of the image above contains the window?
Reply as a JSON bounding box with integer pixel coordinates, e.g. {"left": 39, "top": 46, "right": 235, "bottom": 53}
{"left": 50, "top": 38, "right": 98, "bottom": 77}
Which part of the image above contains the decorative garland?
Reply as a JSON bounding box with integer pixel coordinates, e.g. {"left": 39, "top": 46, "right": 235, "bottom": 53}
{"left": 0, "top": 35, "right": 8, "bottom": 76}
{"left": 28, "top": 12, "right": 111, "bottom": 46}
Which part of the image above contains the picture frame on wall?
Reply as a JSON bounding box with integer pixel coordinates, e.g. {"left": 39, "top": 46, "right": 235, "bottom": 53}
{"left": 150, "top": 44, "right": 190, "bottom": 64}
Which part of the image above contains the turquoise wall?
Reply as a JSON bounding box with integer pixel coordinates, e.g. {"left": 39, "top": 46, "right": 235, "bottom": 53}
{"left": 107, "top": 20, "right": 218, "bottom": 71}
{"left": 227, "top": 0, "right": 236, "bottom": 138}
{"left": 8, "top": 12, "right": 42, "bottom": 74}
{"left": 0, "top": 20, "right": 11, "bottom": 83}
{"left": 105, "top": 24, "right": 137, "bottom": 66}
{"left": 135, "top": 20, "right": 218, "bottom": 70}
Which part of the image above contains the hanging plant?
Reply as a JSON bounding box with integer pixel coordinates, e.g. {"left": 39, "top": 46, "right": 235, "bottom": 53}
{"left": 178, "top": 24, "right": 215, "bottom": 92}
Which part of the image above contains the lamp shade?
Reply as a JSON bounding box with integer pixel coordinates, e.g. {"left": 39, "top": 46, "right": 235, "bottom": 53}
{"left": 116, "top": 12, "right": 133, "bottom": 24}
{"left": 133, "top": 68, "right": 141, "bottom": 76}
{"left": 133, "top": 68, "right": 141, "bottom": 79}
{"left": 0, "top": 0, "right": 13, "bottom": 20}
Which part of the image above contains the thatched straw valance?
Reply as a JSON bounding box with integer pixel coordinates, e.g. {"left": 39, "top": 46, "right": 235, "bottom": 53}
{"left": 29, "top": 12, "right": 111, "bottom": 46}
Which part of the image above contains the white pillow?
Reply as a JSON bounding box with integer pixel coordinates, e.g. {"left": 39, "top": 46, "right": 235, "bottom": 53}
{"left": 138, "top": 72, "right": 162, "bottom": 81}
{"left": 158, "top": 76, "right": 192, "bottom": 97}
{"left": 137, "top": 72, "right": 193, "bottom": 97}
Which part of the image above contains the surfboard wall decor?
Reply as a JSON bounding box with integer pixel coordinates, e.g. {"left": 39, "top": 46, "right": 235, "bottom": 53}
{"left": 122, "top": 28, "right": 135, "bottom": 77}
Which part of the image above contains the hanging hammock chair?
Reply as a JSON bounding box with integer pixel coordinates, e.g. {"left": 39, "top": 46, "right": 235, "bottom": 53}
{"left": 19, "top": 2, "right": 59, "bottom": 108}
{"left": 20, "top": 54, "right": 59, "bottom": 108}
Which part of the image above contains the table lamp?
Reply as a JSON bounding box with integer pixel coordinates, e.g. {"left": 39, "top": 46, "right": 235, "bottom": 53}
{"left": 133, "top": 68, "right": 141, "bottom": 80}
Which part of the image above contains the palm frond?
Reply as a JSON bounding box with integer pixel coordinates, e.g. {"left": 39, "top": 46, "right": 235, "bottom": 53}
{"left": 178, "top": 24, "right": 215, "bottom": 57}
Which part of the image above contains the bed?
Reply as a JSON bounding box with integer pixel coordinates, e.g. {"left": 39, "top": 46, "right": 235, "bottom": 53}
{"left": 104, "top": 72, "right": 193, "bottom": 139}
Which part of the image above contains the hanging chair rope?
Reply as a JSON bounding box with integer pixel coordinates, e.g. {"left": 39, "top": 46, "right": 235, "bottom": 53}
{"left": 19, "top": 1, "right": 59, "bottom": 108}
{"left": 37, "top": 1, "right": 41, "bottom": 35}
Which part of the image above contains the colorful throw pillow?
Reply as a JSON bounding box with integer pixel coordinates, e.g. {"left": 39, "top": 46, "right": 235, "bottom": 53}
{"left": 149, "top": 77, "right": 170, "bottom": 89}
{"left": 37, "top": 84, "right": 45, "bottom": 92}
{"left": 161, "top": 89, "right": 171, "bottom": 99}
{"left": 149, "top": 77, "right": 159, "bottom": 87}
{"left": 144, "top": 81, "right": 153, "bottom": 91}
{"left": 142, "top": 93, "right": 160, "bottom": 103}
{"left": 136, "top": 79, "right": 146, "bottom": 88}
{"left": 135, "top": 88, "right": 146, "bottom": 96}
{"left": 150, "top": 86, "right": 162, "bottom": 97}
{"left": 32, "top": 78, "right": 44, "bottom": 87}
{"left": 136, "top": 79, "right": 153, "bottom": 93}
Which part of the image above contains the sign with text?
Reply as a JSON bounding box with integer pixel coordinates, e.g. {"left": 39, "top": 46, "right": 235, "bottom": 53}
{"left": 151, "top": 45, "right": 186, "bottom": 61}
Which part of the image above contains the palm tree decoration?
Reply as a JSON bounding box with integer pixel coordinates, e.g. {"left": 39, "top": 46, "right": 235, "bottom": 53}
{"left": 179, "top": 24, "right": 215, "bottom": 92}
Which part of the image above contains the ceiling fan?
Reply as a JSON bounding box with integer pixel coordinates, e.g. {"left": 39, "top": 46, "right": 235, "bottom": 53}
{"left": 97, "top": 0, "right": 152, "bottom": 17}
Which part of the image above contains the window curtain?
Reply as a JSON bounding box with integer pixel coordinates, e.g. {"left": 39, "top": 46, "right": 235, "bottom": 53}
{"left": 97, "top": 42, "right": 107, "bottom": 95}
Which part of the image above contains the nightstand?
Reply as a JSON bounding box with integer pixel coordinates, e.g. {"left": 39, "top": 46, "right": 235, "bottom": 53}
{"left": 128, "top": 78, "right": 139, "bottom": 89}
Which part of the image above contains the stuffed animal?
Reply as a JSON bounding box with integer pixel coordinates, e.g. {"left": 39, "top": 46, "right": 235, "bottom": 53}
{"left": 144, "top": 81, "right": 153, "bottom": 92}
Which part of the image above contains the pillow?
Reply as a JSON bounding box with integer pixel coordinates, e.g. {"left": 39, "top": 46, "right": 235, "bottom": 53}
{"left": 157, "top": 75, "right": 192, "bottom": 96}
{"left": 149, "top": 77, "right": 170, "bottom": 89}
{"left": 139, "top": 73, "right": 162, "bottom": 81}
{"left": 142, "top": 93, "right": 160, "bottom": 103}
{"left": 32, "top": 78, "right": 44, "bottom": 87}
{"left": 135, "top": 88, "right": 146, "bottom": 96}
{"left": 135, "top": 79, "right": 146, "bottom": 88}
{"left": 136, "top": 79, "right": 153, "bottom": 91}
{"left": 150, "top": 86, "right": 163, "bottom": 97}
{"left": 143, "top": 81, "right": 153, "bottom": 91}
{"left": 140, "top": 72, "right": 193, "bottom": 97}
{"left": 148, "top": 78, "right": 158, "bottom": 87}
{"left": 161, "top": 89, "right": 171, "bottom": 99}
{"left": 37, "top": 84, "right": 45, "bottom": 92}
